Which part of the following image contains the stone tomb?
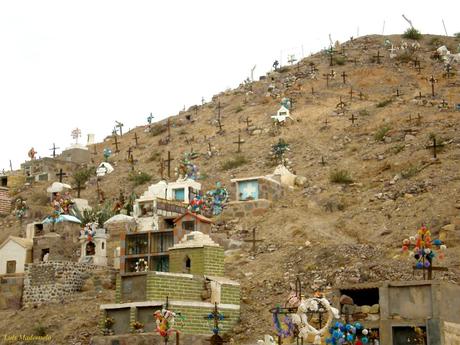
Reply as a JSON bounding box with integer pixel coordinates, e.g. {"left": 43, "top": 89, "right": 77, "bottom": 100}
{"left": 79, "top": 228, "right": 108, "bottom": 266}
{"left": 104, "top": 215, "right": 137, "bottom": 269}
{"left": 0, "top": 236, "right": 33, "bottom": 275}
{"left": 100, "top": 232, "right": 240, "bottom": 336}
{"left": 332, "top": 280, "right": 460, "bottom": 345}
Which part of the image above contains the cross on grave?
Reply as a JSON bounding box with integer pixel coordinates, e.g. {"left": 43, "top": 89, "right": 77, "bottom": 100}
{"left": 359, "top": 91, "right": 364, "bottom": 100}
{"left": 115, "top": 121, "right": 124, "bottom": 136}
{"left": 147, "top": 113, "right": 154, "bottom": 126}
{"left": 336, "top": 96, "right": 346, "bottom": 110}
{"left": 348, "top": 113, "right": 357, "bottom": 125}
{"left": 204, "top": 303, "right": 227, "bottom": 345}
{"left": 71, "top": 128, "right": 82, "bottom": 145}
{"left": 341, "top": 71, "right": 348, "bottom": 84}
{"left": 158, "top": 158, "right": 165, "bottom": 179}
{"left": 56, "top": 169, "right": 67, "bottom": 183}
{"left": 415, "top": 91, "right": 424, "bottom": 100}
{"left": 127, "top": 147, "right": 133, "bottom": 161}
{"left": 243, "top": 228, "right": 264, "bottom": 252}
{"left": 327, "top": 47, "right": 338, "bottom": 66}
{"left": 416, "top": 63, "right": 424, "bottom": 74}
{"left": 428, "top": 75, "right": 437, "bottom": 97}
{"left": 323, "top": 117, "right": 330, "bottom": 127}
{"left": 49, "top": 143, "right": 60, "bottom": 158}
{"left": 412, "top": 57, "right": 420, "bottom": 68}
{"left": 320, "top": 156, "right": 326, "bottom": 166}
{"left": 244, "top": 116, "right": 252, "bottom": 130}
{"left": 322, "top": 73, "right": 330, "bottom": 88}
{"left": 165, "top": 151, "right": 174, "bottom": 179}
{"left": 373, "top": 50, "right": 382, "bottom": 64}
{"left": 216, "top": 118, "right": 224, "bottom": 134}
{"left": 349, "top": 87, "right": 354, "bottom": 100}
{"left": 113, "top": 136, "right": 121, "bottom": 153}
{"left": 233, "top": 131, "right": 245, "bottom": 153}
{"left": 395, "top": 88, "right": 403, "bottom": 97}
{"left": 133, "top": 133, "right": 139, "bottom": 147}
{"left": 426, "top": 137, "right": 444, "bottom": 159}
{"left": 216, "top": 101, "right": 225, "bottom": 134}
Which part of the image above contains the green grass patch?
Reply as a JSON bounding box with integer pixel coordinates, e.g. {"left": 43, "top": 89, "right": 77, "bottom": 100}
{"left": 129, "top": 171, "right": 152, "bottom": 186}
{"left": 401, "top": 165, "right": 420, "bottom": 179}
{"left": 376, "top": 99, "right": 392, "bottom": 108}
{"left": 221, "top": 155, "right": 248, "bottom": 170}
{"left": 374, "top": 125, "right": 391, "bottom": 141}
{"left": 330, "top": 170, "right": 353, "bottom": 184}
{"left": 402, "top": 28, "right": 422, "bottom": 40}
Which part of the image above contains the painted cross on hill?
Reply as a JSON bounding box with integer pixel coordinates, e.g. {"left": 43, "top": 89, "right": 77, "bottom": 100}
{"left": 402, "top": 224, "right": 447, "bottom": 280}
{"left": 71, "top": 128, "right": 81, "bottom": 145}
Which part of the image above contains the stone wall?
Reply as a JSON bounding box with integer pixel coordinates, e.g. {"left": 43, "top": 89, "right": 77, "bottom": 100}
{"left": 0, "top": 187, "right": 11, "bottom": 216}
{"left": 223, "top": 199, "right": 271, "bottom": 218}
{"left": 23, "top": 261, "right": 96, "bottom": 307}
{"left": 258, "top": 177, "right": 284, "bottom": 200}
{"left": 0, "top": 275, "right": 24, "bottom": 310}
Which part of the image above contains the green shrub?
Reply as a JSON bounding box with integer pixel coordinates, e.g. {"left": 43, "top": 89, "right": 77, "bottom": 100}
{"left": 358, "top": 109, "right": 370, "bottom": 116}
{"left": 33, "top": 324, "right": 47, "bottom": 336}
{"left": 401, "top": 165, "right": 420, "bottom": 179}
{"left": 333, "top": 55, "right": 346, "bottom": 65}
{"left": 221, "top": 156, "right": 247, "bottom": 170}
{"left": 374, "top": 125, "right": 391, "bottom": 141}
{"left": 402, "top": 27, "right": 422, "bottom": 40}
{"left": 429, "top": 37, "right": 444, "bottom": 47}
{"left": 391, "top": 144, "right": 405, "bottom": 154}
{"left": 147, "top": 151, "right": 161, "bottom": 162}
{"left": 395, "top": 51, "right": 414, "bottom": 63}
{"left": 376, "top": 99, "right": 392, "bottom": 108}
{"left": 330, "top": 170, "right": 353, "bottom": 184}
{"left": 129, "top": 171, "right": 152, "bottom": 186}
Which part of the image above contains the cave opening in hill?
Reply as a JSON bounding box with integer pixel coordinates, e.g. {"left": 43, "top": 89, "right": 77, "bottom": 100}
{"left": 340, "top": 287, "right": 379, "bottom": 306}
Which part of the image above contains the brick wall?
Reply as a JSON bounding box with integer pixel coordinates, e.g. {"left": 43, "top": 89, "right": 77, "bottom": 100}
{"left": 169, "top": 246, "right": 224, "bottom": 276}
{"left": 220, "top": 285, "right": 240, "bottom": 305}
{"left": 0, "top": 187, "right": 11, "bottom": 216}
{"left": 146, "top": 272, "right": 205, "bottom": 302}
{"left": 0, "top": 275, "right": 24, "bottom": 310}
{"left": 23, "top": 261, "right": 96, "bottom": 307}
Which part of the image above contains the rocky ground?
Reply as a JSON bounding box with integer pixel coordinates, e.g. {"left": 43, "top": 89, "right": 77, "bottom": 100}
{"left": 1, "top": 33, "right": 460, "bottom": 344}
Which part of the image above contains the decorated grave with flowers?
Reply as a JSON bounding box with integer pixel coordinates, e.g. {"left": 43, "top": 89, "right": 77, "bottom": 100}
{"left": 98, "top": 231, "right": 240, "bottom": 339}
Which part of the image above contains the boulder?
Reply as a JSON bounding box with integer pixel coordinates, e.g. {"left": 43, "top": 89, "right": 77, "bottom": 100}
{"left": 340, "top": 294, "right": 354, "bottom": 305}
{"left": 369, "top": 304, "right": 380, "bottom": 314}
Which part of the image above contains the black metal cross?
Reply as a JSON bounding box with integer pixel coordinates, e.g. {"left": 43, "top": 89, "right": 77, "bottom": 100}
{"left": 426, "top": 137, "right": 444, "bottom": 159}
{"left": 429, "top": 75, "right": 437, "bottom": 97}
{"left": 115, "top": 121, "right": 124, "bottom": 136}
{"left": 233, "top": 132, "right": 245, "bottom": 153}
{"left": 373, "top": 50, "right": 382, "bottom": 64}
{"left": 341, "top": 71, "right": 348, "bottom": 84}
{"left": 348, "top": 113, "right": 357, "bottom": 125}
{"left": 243, "top": 228, "right": 264, "bottom": 252}
{"left": 165, "top": 151, "right": 174, "bottom": 179}
{"left": 113, "top": 136, "right": 120, "bottom": 153}
{"left": 56, "top": 169, "right": 67, "bottom": 183}
{"left": 49, "top": 143, "right": 60, "bottom": 158}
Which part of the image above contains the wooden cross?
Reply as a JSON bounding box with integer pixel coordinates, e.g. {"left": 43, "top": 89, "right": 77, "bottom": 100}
{"left": 243, "top": 228, "right": 264, "bottom": 252}
{"left": 323, "top": 117, "right": 329, "bottom": 127}
{"left": 341, "top": 71, "right": 348, "bottom": 84}
{"left": 426, "top": 137, "right": 444, "bottom": 159}
{"left": 348, "top": 113, "right": 357, "bottom": 125}
{"left": 244, "top": 116, "right": 252, "bottom": 130}
{"left": 373, "top": 50, "right": 382, "bottom": 64}
{"left": 115, "top": 121, "right": 124, "bottom": 136}
{"left": 159, "top": 158, "right": 165, "bottom": 179}
{"left": 49, "top": 143, "right": 60, "bottom": 158}
{"left": 56, "top": 169, "right": 67, "bottom": 183}
{"left": 412, "top": 57, "right": 420, "bottom": 68}
{"left": 416, "top": 63, "right": 424, "bottom": 74}
{"left": 133, "top": 132, "right": 139, "bottom": 147}
{"left": 127, "top": 147, "right": 133, "bottom": 161}
{"left": 216, "top": 117, "right": 224, "bottom": 134}
{"left": 440, "top": 99, "right": 448, "bottom": 109}
{"left": 233, "top": 131, "right": 245, "bottom": 153}
{"left": 323, "top": 73, "right": 330, "bottom": 88}
{"left": 415, "top": 91, "right": 424, "bottom": 100}
{"left": 113, "top": 136, "right": 120, "bottom": 153}
{"left": 429, "top": 75, "right": 437, "bottom": 97}
{"left": 395, "top": 88, "right": 402, "bottom": 97}
{"left": 327, "top": 47, "right": 337, "bottom": 66}
{"left": 165, "top": 151, "right": 174, "bottom": 179}
{"left": 349, "top": 87, "right": 354, "bottom": 100}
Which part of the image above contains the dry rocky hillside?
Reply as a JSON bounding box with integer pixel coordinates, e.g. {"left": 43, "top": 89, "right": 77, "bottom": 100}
{"left": 1, "top": 33, "right": 460, "bottom": 344}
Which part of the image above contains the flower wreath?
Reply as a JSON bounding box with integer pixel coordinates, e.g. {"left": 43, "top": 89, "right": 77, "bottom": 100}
{"left": 153, "top": 309, "right": 178, "bottom": 337}
{"left": 272, "top": 306, "right": 294, "bottom": 338}
{"left": 291, "top": 297, "right": 337, "bottom": 344}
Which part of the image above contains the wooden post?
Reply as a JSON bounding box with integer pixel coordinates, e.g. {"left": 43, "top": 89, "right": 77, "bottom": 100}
{"left": 113, "top": 136, "right": 120, "bottom": 153}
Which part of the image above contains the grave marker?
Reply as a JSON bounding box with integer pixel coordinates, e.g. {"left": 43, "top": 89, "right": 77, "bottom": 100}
{"left": 349, "top": 87, "right": 354, "bottom": 100}
{"left": 113, "top": 136, "right": 121, "bottom": 153}
{"left": 56, "top": 169, "right": 67, "bottom": 183}
{"left": 426, "top": 137, "right": 444, "bottom": 159}
{"left": 115, "top": 121, "right": 124, "bottom": 136}
{"left": 336, "top": 96, "right": 346, "bottom": 110}
{"left": 341, "top": 71, "right": 348, "bottom": 84}
{"left": 204, "top": 303, "right": 227, "bottom": 345}
{"left": 165, "top": 151, "right": 174, "bottom": 179}
{"left": 429, "top": 75, "right": 437, "bottom": 97}
{"left": 243, "top": 228, "right": 264, "bottom": 252}
{"left": 323, "top": 73, "right": 330, "bottom": 88}
{"left": 233, "top": 131, "right": 245, "bottom": 153}
{"left": 49, "top": 143, "right": 60, "bottom": 158}
{"left": 71, "top": 128, "right": 82, "bottom": 145}
{"left": 127, "top": 147, "right": 133, "bottom": 161}
{"left": 348, "top": 113, "right": 357, "bottom": 125}
{"left": 133, "top": 132, "right": 139, "bottom": 147}
{"left": 373, "top": 50, "right": 382, "bottom": 64}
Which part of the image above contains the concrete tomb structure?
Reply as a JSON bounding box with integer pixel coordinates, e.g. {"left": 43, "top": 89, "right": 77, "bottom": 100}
{"left": 100, "top": 231, "right": 240, "bottom": 336}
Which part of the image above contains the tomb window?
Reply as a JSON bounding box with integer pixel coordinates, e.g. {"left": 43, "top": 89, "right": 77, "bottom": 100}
{"left": 139, "top": 202, "right": 153, "bottom": 217}
{"left": 0, "top": 177, "right": 7, "bottom": 187}
{"left": 184, "top": 256, "right": 191, "bottom": 273}
{"left": 151, "top": 232, "right": 174, "bottom": 253}
{"left": 151, "top": 255, "right": 169, "bottom": 272}
{"left": 41, "top": 248, "right": 50, "bottom": 261}
{"left": 101, "top": 242, "right": 105, "bottom": 250}
{"left": 6, "top": 260, "right": 16, "bottom": 274}
{"left": 182, "top": 220, "right": 195, "bottom": 232}
{"left": 126, "top": 233, "right": 148, "bottom": 255}
{"left": 392, "top": 326, "right": 425, "bottom": 344}
{"left": 173, "top": 188, "right": 185, "bottom": 201}
{"left": 163, "top": 218, "right": 175, "bottom": 230}
{"left": 34, "top": 223, "right": 44, "bottom": 236}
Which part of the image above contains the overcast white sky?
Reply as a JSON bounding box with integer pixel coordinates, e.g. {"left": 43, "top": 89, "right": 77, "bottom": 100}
{"left": 0, "top": 0, "right": 459, "bottom": 171}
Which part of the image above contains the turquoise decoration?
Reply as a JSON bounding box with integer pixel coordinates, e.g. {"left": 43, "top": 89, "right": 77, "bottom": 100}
{"left": 103, "top": 148, "right": 112, "bottom": 160}
{"left": 177, "top": 153, "right": 199, "bottom": 180}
